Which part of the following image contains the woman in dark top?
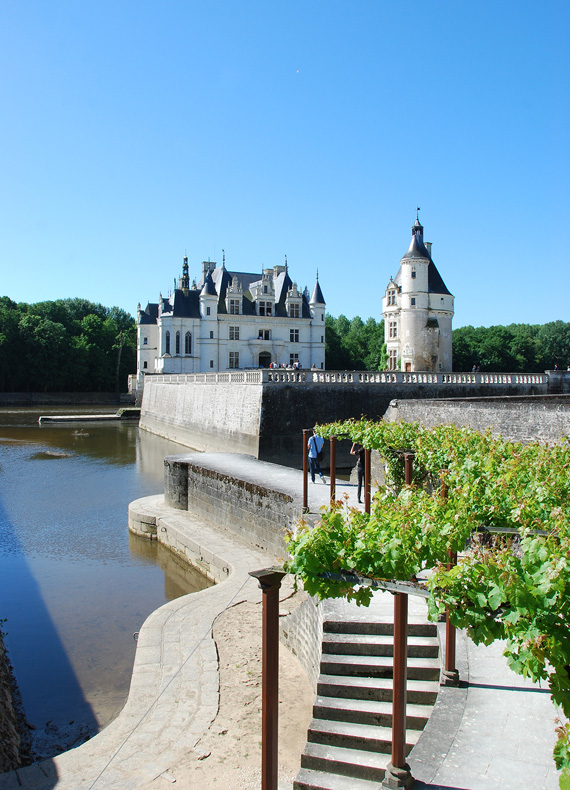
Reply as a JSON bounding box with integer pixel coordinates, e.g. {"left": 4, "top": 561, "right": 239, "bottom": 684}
{"left": 350, "top": 442, "right": 366, "bottom": 504}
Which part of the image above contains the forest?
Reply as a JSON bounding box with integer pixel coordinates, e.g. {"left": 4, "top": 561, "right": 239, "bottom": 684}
{"left": 0, "top": 297, "right": 568, "bottom": 393}
{"left": 0, "top": 297, "right": 136, "bottom": 393}
{"left": 325, "top": 314, "right": 570, "bottom": 372}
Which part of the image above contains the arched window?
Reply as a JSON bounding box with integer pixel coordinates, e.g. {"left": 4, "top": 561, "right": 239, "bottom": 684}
{"left": 165, "top": 331, "right": 170, "bottom": 355}
{"left": 176, "top": 331, "right": 181, "bottom": 355}
{"left": 185, "top": 332, "right": 192, "bottom": 354}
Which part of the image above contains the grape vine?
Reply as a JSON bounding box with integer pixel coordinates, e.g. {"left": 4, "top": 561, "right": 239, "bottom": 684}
{"left": 285, "top": 419, "right": 570, "bottom": 780}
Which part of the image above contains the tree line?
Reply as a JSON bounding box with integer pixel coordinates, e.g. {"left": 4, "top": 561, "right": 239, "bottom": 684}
{"left": 325, "top": 314, "right": 570, "bottom": 372}
{"left": 0, "top": 297, "right": 136, "bottom": 393}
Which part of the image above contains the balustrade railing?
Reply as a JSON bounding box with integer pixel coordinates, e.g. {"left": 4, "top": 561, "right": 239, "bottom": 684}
{"left": 147, "top": 369, "right": 549, "bottom": 387}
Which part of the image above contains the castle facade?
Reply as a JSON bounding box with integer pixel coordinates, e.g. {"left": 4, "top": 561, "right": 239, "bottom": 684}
{"left": 136, "top": 255, "right": 326, "bottom": 385}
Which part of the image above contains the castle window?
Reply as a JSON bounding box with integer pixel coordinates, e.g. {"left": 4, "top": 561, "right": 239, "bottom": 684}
{"left": 389, "top": 322, "right": 398, "bottom": 338}
{"left": 175, "top": 331, "right": 180, "bottom": 355}
{"left": 258, "top": 329, "right": 270, "bottom": 340}
{"left": 259, "top": 301, "right": 272, "bottom": 316}
{"left": 185, "top": 332, "right": 192, "bottom": 354}
{"left": 143, "top": 337, "right": 148, "bottom": 345}
{"left": 411, "top": 298, "right": 416, "bottom": 307}
{"left": 290, "top": 329, "right": 299, "bottom": 343}
{"left": 322, "top": 314, "right": 324, "bottom": 321}
{"left": 389, "top": 349, "right": 398, "bottom": 370}
{"left": 206, "top": 306, "right": 211, "bottom": 316}
{"left": 229, "top": 326, "right": 239, "bottom": 341}
{"left": 229, "top": 351, "right": 239, "bottom": 369}
{"left": 411, "top": 269, "right": 416, "bottom": 279}
{"left": 388, "top": 289, "right": 396, "bottom": 305}
{"left": 210, "top": 360, "right": 214, "bottom": 368}
{"left": 289, "top": 303, "right": 300, "bottom": 318}
{"left": 289, "top": 353, "right": 299, "bottom": 367}
{"left": 229, "top": 299, "right": 240, "bottom": 315}
{"left": 210, "top": 331, "right": 214, "bottom": 339}
{"left": 321, "top": 335, "right": 324, "bottom": 343}
{"left": 165, "top": 331, "right": 170, "bottom": 355}
{"left": 264, "top": 285, "right": 268, "bottom": 294}
{"left": 143, "top": 361, "right": 148, "bottom": 369}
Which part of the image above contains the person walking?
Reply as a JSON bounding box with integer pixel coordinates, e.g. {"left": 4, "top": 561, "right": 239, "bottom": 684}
{"left": 350, "top": 442, "right": 366, "bottom": 504}
{"left": 308, "top": 429, "right": 326, "bottom": 484}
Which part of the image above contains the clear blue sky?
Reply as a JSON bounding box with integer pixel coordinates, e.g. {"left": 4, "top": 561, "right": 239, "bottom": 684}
{"left": 1, "top": 1, "right": 568, "bottom": 329}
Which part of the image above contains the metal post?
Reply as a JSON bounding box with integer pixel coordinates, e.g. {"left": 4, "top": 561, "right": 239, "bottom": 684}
{"left": 442, "top": 548, "right": 459, "bottom": 686}
{"left": 403, "top": 452, "right": 414, "bottom": 486}
{"left": 302, "top": 429, "right": 310, "bottom": 512}
{"left": 383, "top": 592, "right": 413, "bottom": 789}
{"left": 440, "top": 473, "right": 459, "bottom": 686}
{"left": 329, "top": 436, "right": 336, "bottom": 504}
{"left": 364, "top": 448, "right": 371, "bottom": 514}
{"left": 249, "top": 568, "right": 287, "bottom": 790}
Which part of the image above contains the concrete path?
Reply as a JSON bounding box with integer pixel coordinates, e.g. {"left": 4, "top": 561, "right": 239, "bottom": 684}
{"left": 409, "top": 628, "right": 562, "bottom": 790}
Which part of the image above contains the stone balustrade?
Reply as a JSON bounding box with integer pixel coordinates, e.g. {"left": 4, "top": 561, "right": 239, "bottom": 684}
{"left": 148, "top": 369, "right": 551, "bottom": 387}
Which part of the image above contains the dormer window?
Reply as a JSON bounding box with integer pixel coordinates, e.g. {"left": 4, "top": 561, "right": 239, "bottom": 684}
{"left": 259, "top": 301, "right": 272, "bottom": 316}
{"left": 387, "top": 289, "right": 396, "bottom": 305}
{"left": 289, "top": 303, "right": 300, "bottom": 318}
{"left": 229, "top": 299, "right": 240, "bottom": 315}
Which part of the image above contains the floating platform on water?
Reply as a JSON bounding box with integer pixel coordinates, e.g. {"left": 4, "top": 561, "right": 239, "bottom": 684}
{"left": 39, "top": 408, "right": 140, "bottom": 424}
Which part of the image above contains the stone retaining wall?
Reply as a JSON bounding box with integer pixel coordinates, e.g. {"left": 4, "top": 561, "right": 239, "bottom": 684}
{"left": 279, "top": 595, "right": 324, "bottom": 692}
{"left": 385, "top": 396, "right": 570, "bottom": 444}
{"left": 140, "top": 377, "right": 263, "bottom": 456}
{"left": 162, "top": 453, "right": 303, "bottom": 557}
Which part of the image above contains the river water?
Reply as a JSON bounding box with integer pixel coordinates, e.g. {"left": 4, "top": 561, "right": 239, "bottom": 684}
{"left": 0, "top": 406, "right": 210, "bottom": 752}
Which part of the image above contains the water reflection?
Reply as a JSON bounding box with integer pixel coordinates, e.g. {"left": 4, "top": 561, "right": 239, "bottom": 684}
{"left": 0, "top": 406, "right": 210, "bottom": 752}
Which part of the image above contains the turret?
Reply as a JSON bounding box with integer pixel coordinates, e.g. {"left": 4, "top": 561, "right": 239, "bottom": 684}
{"left": 200, "top": 271, "right": 218, "bottom": 320}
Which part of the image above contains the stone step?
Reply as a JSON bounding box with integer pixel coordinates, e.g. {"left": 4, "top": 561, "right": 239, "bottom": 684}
{"left": 294, "top": 766, "right": 385, "bottom": 790}
{"left": 307, "top": 716, "right": 421, "bottom": 754}
{"left": 317, "top": 673, "right": 439, "bottom": 705}
{"left": 322, "top": 631, "right": 439, "bottom": 658}
{"left": 313, "top": 694, "right": 431, "bottom": 729}
{"left": 320, "top": 652, "right": 441, "bottom": 681}
{"left": 300, "top": 741, "right": 391, "bottom": 783}
{"left": 323, "top": 619, "right": 437, "bottom": 638}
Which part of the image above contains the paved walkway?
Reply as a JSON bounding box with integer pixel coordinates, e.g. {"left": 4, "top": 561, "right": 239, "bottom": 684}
{"left": 409, "top": 628, "right": 562, "bottom": 790}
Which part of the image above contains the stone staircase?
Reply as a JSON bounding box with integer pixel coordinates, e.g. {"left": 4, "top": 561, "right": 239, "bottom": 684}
{"left": 294, "top": 613, "right": 440, "bottom": 790}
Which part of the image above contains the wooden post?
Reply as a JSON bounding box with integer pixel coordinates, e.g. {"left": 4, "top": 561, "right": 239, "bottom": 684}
{"left": 440, "top": 473, "right": 459, "bottom": 686}
{"left": 383, "top": 591, "right": 413, "bottom": 789}
{"left": 364, "top": 448, "right": 371, "bottom": 514}
{"left": 249, "top": 568, "right": 287, "bottom": 790}
{"left": 403, "top": 452, "right": 414, "bottom": 486}
{"left": 329, "top": 436, "right": 336, "bottom": 504}
{"left": 302, "top": 429, "right": 310, "bottom": 512}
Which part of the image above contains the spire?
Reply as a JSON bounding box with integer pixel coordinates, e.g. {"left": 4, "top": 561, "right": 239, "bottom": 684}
{"left": 402, "top": 213, "right": 430, "bottom": 260}
{"left": 310, "top": 272, "right": 325, "bottom": 305}
{"left": 200, "top": 270, "right": 217, "bottom": 297}
{"left": 180, "top": 254, "right": 190, "bottom": 294}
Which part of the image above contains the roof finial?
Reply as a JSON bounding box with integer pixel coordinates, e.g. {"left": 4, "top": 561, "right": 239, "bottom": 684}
{"left": 222, "top": 249, "right": 226, "bottom": 268}
{"left": 285, "top": 254, "right": 288, "bottom": 270}
{"left": 316, "top": 268, "right": 319, "bottom": 281}
{"left": 416, "top": 206, "right": 421, "bottom": 220}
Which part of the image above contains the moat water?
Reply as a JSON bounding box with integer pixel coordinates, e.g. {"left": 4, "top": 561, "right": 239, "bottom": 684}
{"left": 0, "top": 406, "right": 210, "bottom": 750}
